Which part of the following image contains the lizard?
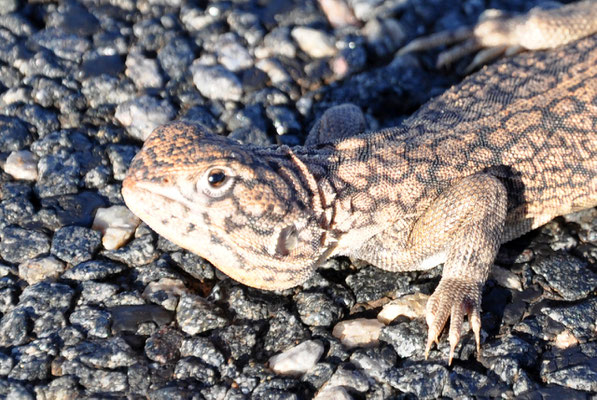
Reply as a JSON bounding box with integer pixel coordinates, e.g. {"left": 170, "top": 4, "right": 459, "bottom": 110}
{"left": 122, "top": 1, "right": 597, "bottom": 364}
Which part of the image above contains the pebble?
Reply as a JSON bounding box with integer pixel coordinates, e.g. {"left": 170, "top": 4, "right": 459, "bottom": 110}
{"left": 157, "top": 36, "right": 195, "bottom": 80}
{"left": 69, "top": 307, "right": 111, "bottom": 338}
{"left": 291, "top": 27, "right": 337, "bottom": 58}
{"left": 322, "top": 363, "right": 370, "bottom": 393}
{"left": 0, "top": 309, "right": 29, "bottom": 346}
{"left": 34, "top": 153, "right": 81, "bottom": 198}
{"left": 385, "top": 363, "right": 449, "bottom": 400}
{"left": 0, "top": 227, "right": 51, "bottom": 264}
{"left": 18, "top": 282, "right": 74, "bottom": 315}
{"left": 540, "top": 298, "right": 597, "bottom": 342}
{"left": 33, "top": 311, "right": 67, "bottom": 338}
{"left": 313, "top": 386, "right": 353, "bottom": 400}
{"left": 65, "top": 337, "right": 137, "bottom": 369}
{"left": 317, "top": 0, "right": 359, "bottom": 28}
{"left": 144, "top": 327, "right": 184, "bottom": 364}
{"left": 0, "top": 116, "right": 31, "bottom": 152}
{"left": 214, "top": 32, "right": 253, "bottom": 72}
{"left": 269, "top": 340, "right": 324, "bottom": 377}
{"left": 332, "top": 318, "right": 384, "bottom": 348}
{"left": 349, "top": 346, "right": 397, "bottom": 383}
{"left": 125, "top": 51, "right": 164, "bottom": 89}
{"left": 50, "top": 226, "right": 102, "bottom": 265}
{"left": 115, "top": 95, "right": 176, "bottom": 141}
{"left": 377, "top": 292, "right": 428, "bottom": 323}
{"left": 174, "top": 357, "right": 217, "bottom": 383}
{"left": 263, "top": 310, "right": 310, "bottom": 353}
{"left": 180, "top": 336, "right": 225, "bottom": 368}
{"left": 379, "top": 319, "right": 427, "bottom": 359}
{"left": 18, "top": 256, "right": 65, "bottom": 284}
{"left": 532, "top": 252, "right": 597, "bottom": 300}
{"left": 106, "top": 144, "right": 138, "bottom": 181}
{"left": 191, "top": 63, "right": 243, "bottom": 101}
{"left": 295, "top": 291, "right": 343, "bottom": 327}
{"left": 175, "top": 293, "right": 228, "bottom": 335}
{"left": 490, "top": 264, "right": 523, "bottom": 291}
{"left": 142, "top": 277, "right": 188, "bottom": 310}
{"left": 92, "top": 205, "right": 141, "bottom": 250}
{"left": 61, "top": 259, "right": 126, "bottom": 281}
{"left": 213, "top": 324, "right": 257, "bottom": 361}
{"left": 3, "top": 150, "right": 38, "bottom": 180}
{"left": 345, "top": 266, "right": 412, "bottom": 303}
{"left": 79, "top": 281, "right": 119, "bottom": 305}
{"left": 543, "top": 364, "right": 597, "bottom": 392}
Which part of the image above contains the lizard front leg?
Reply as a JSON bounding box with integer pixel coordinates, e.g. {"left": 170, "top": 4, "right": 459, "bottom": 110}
{"left": 305, "top": 103, "right": 367, "bottom": 146}
{"left": 414, "top": 174, "right": 508, "bottom": 363}
{"left": 353, "top": 174, "right": 508, "bottom": 363}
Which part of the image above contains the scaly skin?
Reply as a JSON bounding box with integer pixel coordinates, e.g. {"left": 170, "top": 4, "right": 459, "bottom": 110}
{"left": 123, "top": 6, "right": 597, "bottom": 363}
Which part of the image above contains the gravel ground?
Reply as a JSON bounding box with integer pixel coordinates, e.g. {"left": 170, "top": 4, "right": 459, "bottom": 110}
{"left": 0, "top": 0, "right": 596, "bottom": 399}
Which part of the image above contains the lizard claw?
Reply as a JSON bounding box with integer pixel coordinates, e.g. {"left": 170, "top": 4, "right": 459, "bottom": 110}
{"left": 424, "top": 278, "right": 483, "bottom": 364}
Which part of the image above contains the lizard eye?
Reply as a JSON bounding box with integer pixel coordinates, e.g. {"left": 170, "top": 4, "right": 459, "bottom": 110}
{"left": 207, "top": 169, "right": 227, "bottom": 187}
{"left": 199, "top": 166, "right": 234, "bottom": 197}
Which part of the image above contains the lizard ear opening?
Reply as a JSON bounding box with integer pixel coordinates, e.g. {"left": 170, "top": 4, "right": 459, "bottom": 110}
{"left": 275, "top": 224, "right": 298, "bottom": 257}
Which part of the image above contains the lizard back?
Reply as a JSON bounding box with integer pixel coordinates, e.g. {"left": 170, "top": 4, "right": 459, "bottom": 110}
{"left": 324, "top": 35, "right": 597, "bottom": 244}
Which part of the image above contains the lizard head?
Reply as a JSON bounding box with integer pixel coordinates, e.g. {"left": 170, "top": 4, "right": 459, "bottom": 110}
{"left": 122, "top": 122, "right": 333, "bottom": 290}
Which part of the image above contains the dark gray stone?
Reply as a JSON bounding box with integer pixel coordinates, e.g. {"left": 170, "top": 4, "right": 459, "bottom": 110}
{"left": 346, "top": 266, "right": 412, "bottom": 303}
{"left": 176, "top": 293, "right": 228, "bottom": 335}
{"left": 380, "top": 319, "right": 427, "bottom": 359}
{"left": 180, "top": 337, "right": 225, "bottom": 368}
{"left": 0, "top": 309, "right": 29, "bottom": 346}
{"left": 212, "top": 324, "right": 257, "bottom": 361}
{"left": 145, "top": 327, "right": 184, "bottom": 364}
{"left": 0, "top": 227, "right": 50, "bottom": 264}
{"left": 51, "top": 226, "right": 101, "bottom": 265}
{"left": 157, "top": 36, "right": 195, "bottom": 80}
{"left": 532, "top": 252, "right": 597, "bottom": 300}
{"left": 385, "top": 363, "right": 449, "bottom": 400}
{"left": 62, "top": 260, "right": 126, "bottom": 281}
{"left": 294, "top": 291, "right": 343, "bottom": 327}
{"left": 69, "top": 307, "right": 111, "bottom": 338}
{"left": 174, "top": 357, "right": 217, "bottom": 384}
{"left": 70, "top": 337, "right": 137, "bottom": 369}
{"left": 0, "top": 116, "right": 30, "bottom": 152}
{"left": 18, "top": 281, "right": 74, "bottom": 315}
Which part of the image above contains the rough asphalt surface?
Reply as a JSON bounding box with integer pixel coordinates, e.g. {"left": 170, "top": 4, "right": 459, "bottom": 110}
{"left": 0, "top": 0, "right": 596, "bottom": 398}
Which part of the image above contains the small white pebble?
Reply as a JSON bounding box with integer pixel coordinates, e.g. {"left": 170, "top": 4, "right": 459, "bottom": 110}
{"left": 3, "top": 150, "right": 38, "bottom": 180}
{"left": 291, "top": 27, "right": 337, "bottom": 58}
{"left": 377, "top": 292, "right": 429, "bottom": 324}
{"left": 490, "top": 264, "right": 522, "bottom": 291}
{"left": 314, "top": 386, "right": 353, "bottom": 400}
{"left": 18, "top": 256, "right": 65, "bottom": 284}
{"left": 332, "top": 318, "right": 384, "bottom": 348}
{"left": 92, "top": 205, "right": 141, "bottom": 250}
{"left": 554, "top": 330, "right": 579, "bottom": 349}
{"left": 269, "top": 340, "right": 324, "bottom": 377}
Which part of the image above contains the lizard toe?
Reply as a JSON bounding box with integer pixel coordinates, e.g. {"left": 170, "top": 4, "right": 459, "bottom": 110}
{"left": 425, "top": 278, "right": 483, "bottom": 363}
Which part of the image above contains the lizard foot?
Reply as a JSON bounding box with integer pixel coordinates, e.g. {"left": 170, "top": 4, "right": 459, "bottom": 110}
{"left": 398, "top": 1, "right": 597, "bottom": 72}
{"left": 425, "top": 278, "right": 482, "bottom": 365}
{"left": 397, "top": 9, "right": 519, "bottom": 72}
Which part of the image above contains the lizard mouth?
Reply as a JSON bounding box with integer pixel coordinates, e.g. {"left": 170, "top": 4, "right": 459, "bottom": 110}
{"left": 121, "top": 179, "right": 193, "bottom": 221}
